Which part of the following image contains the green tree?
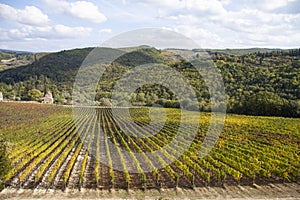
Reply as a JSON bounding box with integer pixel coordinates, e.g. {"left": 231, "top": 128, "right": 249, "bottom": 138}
{"left": 27, "top": 89, "right": 43, "bottom": 101}
{"left": 245, "top": 91, "right": 287, "bottom": 116}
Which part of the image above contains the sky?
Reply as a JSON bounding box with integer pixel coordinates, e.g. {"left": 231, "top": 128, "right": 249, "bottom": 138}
{"left": 0, "top": 0, "right": 299, "bottom": 52}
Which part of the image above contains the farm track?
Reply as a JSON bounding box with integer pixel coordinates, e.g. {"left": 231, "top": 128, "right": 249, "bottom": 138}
{"left": 1, "top": 182, "right": 299, "bottom": 199}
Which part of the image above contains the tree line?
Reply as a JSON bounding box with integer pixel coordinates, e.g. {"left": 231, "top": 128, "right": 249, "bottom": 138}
{"left": 0, "top": 47, "right": 299, "bottom": 117}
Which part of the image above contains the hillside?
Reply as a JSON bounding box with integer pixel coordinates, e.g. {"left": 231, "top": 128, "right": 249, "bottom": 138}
{"left": 203, "top": 48, "right": 282, "bottom": 56}
{"left": 0, "top": 47, "right": 299, "bottom": 117}
{"left": 0, "top": 50, "right": 49, "bottom": 72}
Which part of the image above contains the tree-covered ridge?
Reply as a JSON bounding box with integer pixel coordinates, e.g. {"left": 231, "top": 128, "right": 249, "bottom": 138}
{"left": 212, "top": 50, "right": 300, "bottom": 116}
{"left": 0, "top": 48, "right": 93, "bottom": 84}
{"left": 0, "top": 50, "right": 49, "bottom": 72}
{"left": 0, "top": 47, "right": 299, "bottom": 117}
{"left": 204, "top": 48, "right": 282, "bottom": 56}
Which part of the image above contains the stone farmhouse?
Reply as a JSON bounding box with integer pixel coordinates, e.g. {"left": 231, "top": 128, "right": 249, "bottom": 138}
{"left": 41, "top": 91, "right": 54, "bottom": 104}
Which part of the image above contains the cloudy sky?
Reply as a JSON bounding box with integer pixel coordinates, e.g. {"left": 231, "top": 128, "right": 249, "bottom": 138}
{"left": 0, "top": 0, "right": 299, "bottom": 52}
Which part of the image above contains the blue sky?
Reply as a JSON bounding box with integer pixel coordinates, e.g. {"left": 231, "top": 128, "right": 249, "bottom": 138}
{"left": 0, "top": 0, "right": 299, "bottom": 52}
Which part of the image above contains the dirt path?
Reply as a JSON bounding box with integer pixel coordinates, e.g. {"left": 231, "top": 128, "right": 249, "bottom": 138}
{"left": 1, "top": 182, "right": 299, "bottom": 199}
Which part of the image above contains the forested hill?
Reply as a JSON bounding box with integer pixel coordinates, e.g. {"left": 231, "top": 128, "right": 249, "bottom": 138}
{"left": 0, "top": 50, "right": 49, "bottom": 72}
{"left": 204, "top": 48, "right": 281, "bottom": 56}
{"left": 0, "top": 47, "right": 299, "bottom": 117}
{"left": 0, "top": 48, "right": 93, "bottom": 84}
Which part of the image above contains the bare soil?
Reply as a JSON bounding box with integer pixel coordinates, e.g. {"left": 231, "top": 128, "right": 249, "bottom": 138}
{"left": 1, "top": 182, "right": 299, "bottom": 199}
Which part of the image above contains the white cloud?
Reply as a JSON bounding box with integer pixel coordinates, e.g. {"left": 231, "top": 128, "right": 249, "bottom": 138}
{"left": 0, "top": 24, "right": 92, "bottom": 41}
{"left": 163, "top": 25, "right": 226, "bottom": 48}
{"left": 98, "top": 28, "right": 112, "bottom": 34}
{"left": 0, "top": 4, "right": 49, "bottom": 26}
{"left": 0, "top": 2, "right": 94, "bottom": 47}
{"left": 143, "top": 0, "right": 182, "bottom": 8}
{"left": 236, "top": 0, "right": 289, "bottom": 11}
{"left": 54, "top": 24, "right": 92, "bottom": 37}
{"left": 44, "top": 0, "right": 107, "bottom": 23}
{"left": 221, "top": 9, "right": 300, "bottom": 35}
{"left": 219, "top": 0, "right": 231, "bottom": 6}
{"left": 129, "top": 0, "right": 226, "bottom": 16}
{"left": 1, "top": 0, "right": 300, "bottom": 51}
{"left": 150, "top": 0, "right": 300, "bottom": 48}
{"left": 260, "top": 0, "right": 288, "bottom": 11}
{"left": 185, "top": 0, "right": 227, "bottom": 15}
{"left": 164, "top": 14, "right": 199, "bottom": 24}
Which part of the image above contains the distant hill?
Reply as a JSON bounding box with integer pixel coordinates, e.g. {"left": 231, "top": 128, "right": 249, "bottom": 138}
{"left": 0, "top": 49, "right": 35, "bottom": 54}
{"left": 201, "top": 48, "right": 282, "bottom": 56}
{"left": 0, "top": 47, "right": 174, "bottom": 84}
{"left": 0, "top": 50, "right": 49, "bottom": 72}
{"left": 0, "top": 48, "right": 93, "bottom": 84}
{"left": 118, "top": 45, "right": 152, "bottom": 52}
{"left": 0, "top": 46, "right": 299, "bottom": 117}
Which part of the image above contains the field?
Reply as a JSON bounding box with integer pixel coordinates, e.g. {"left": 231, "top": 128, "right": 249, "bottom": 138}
{"left": 0, "top": 102, "right": 299, "bottom": 198}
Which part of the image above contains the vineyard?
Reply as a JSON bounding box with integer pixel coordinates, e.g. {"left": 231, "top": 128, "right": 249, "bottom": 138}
{"left": 0, "top": 102, "right": 299, "bottom": 191}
